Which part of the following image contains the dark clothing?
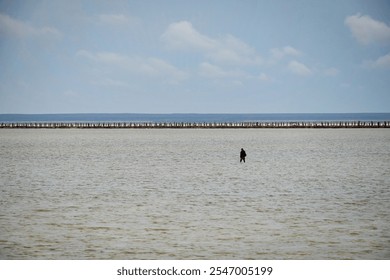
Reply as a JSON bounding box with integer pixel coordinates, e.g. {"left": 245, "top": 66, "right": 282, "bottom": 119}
{"left": 240, "top": 149, "right": 246, "bottom": 163}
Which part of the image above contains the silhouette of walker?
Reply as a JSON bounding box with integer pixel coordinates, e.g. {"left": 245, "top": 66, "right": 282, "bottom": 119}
{"left": 240, "top": 148, "right": 247, "bottom": 163}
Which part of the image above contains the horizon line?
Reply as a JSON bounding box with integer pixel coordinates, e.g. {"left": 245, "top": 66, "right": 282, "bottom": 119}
{"left": 1, "top": 112, "right": 390, "bottom": 115}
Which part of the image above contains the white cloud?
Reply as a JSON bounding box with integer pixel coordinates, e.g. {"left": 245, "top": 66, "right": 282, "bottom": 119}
{"left": 288, "top": 60, "right": 312, "bottom": 76}
{"left": 199, "top": 62, "right": 249, "bottom": 79}
{"left": 211, "top": 34, "right": 262, "bottom": 65}
{"left": 161, "top": 21, "right": 261, "bottom": 66}
{"left": 199, "top": 62, "right": 232, "bottom": 78}
{"left": 0, "top": 13, "right": 61, "bottom": 39}
{"left": 146, "top": 57, "right": 189, "bottom": 82}
{"left": 363, "top": 53, "right": 390, "bottom": 68}
{"left": 77, "top": 50, "right": 124, "bottom": 65}
{"left": 161, "top": 21, "right": 216, "bottom": 51}
{"left": 345, "top": 14, "right": 390, "bottom": 45}
{"left": 76, "top": 50, "right": 188, "bottom": 84}
{"left": 270, "top": 46, "right": 301, "bottom": 60}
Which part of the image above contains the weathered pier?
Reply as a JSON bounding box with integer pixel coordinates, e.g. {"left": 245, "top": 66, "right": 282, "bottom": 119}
{"left": 1, "top": 121, "right": 389, "bottom": 129}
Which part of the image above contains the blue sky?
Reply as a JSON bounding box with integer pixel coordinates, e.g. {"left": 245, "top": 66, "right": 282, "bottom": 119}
{"left": 0, "top": 0, "right": 389, "bottom": 114}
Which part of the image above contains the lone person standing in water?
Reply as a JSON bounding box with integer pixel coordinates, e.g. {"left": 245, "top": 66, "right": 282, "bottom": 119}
{"left": 240, "top": 148, "right": 247, "bottom": 163}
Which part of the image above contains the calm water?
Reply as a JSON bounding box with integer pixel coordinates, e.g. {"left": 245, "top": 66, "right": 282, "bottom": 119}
{"left": 0, "top": 129, "right": 389, "bottom": 259}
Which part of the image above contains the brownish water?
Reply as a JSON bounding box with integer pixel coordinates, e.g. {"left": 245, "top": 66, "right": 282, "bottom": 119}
{"left": 1, "top": 129, "right": 389, "bottom": 259}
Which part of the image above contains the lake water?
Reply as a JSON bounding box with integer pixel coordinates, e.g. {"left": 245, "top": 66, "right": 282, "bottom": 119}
{"left": 0, "top": 128, "right": 389, "bottom": 259}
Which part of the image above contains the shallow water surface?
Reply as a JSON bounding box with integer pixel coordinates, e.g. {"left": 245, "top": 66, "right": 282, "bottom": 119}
{"left": 0, "top": 129, "right": 389, "bottom": 259}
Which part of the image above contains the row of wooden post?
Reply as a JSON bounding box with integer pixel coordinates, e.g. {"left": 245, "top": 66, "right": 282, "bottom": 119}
{"left": 1, "top": 121, "right": 389, "bottom": 129}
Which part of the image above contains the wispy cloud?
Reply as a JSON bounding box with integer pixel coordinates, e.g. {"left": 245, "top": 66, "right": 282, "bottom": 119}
{"left": 270, "top": 46, "right": 301, "bottom": 60}
{"left": 161, "top": 21, "right": 261, "bottom": 66}
{"left": 161, "top": 21, "right": 215, "bottom": 52}
{"left": 76, "top": 50, "right": 188, "bottom": 84}
{"left": 0, "top": 13, "right": 61, "bottom": 39}
{"left": 363, "top": 53, "right": 390, "bottom": 69}
{"left": 199, "top": 62, "right": 250, "bottom": 79}
{"left": 345, "top": 14, "right": 390, "bottom": 45}
{"left": 288, "top": 60, "right": 312, "bottom": 76}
